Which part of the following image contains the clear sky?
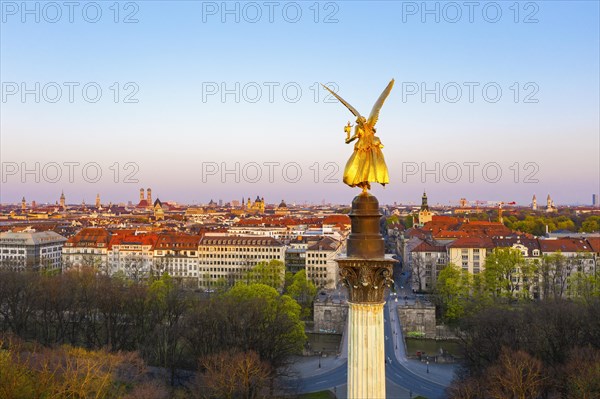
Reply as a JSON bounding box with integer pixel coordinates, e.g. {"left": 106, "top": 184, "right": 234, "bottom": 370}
{"left": 1, "top": 1, "right": 599, "bottom": 206}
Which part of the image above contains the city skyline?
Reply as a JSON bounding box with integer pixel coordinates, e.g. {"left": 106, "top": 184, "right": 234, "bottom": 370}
{"left": 7, "top": 187, "right": 600, "bottom": 207}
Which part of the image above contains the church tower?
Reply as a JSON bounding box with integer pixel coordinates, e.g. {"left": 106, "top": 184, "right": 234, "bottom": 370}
{"left": 60, "top": 191, "right": 66, "bottom": 209}
{"left": 154, "top": 198, "right": 164, "bottom": 220}
{"left": 421, "top": 191, "right": 429, "bottom": 211}
{"left": 546, "top": 194, "right": 556, "bottom": 213}
{"left": 21, "top": 197, "right": 26, "bottom": 211}
{"left": 532, "top": 194, "right": 537, "bottom": 210}
{"left": 418, "top": 191, "right": 432, "bottom": 226}
{"left": 139, "top": 188, "right": 145, "bottom": 202}
{"left": 147, "top": 188, "right": 152, "bottom": 207}
{"left": 95, "top": 193, "right": 101, "bottom": 208}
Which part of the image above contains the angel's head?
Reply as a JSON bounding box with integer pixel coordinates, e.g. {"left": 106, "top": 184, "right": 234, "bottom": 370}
{"left": 356, "top": 116, "right": 367, "bottom": 125}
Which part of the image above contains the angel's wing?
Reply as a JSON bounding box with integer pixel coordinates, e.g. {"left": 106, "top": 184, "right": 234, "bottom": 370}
{"left": 321, "top": 84, "right": 362, "bottom": 118}
{"left": 367, "top": 79, "right": 395, "bottom": 128}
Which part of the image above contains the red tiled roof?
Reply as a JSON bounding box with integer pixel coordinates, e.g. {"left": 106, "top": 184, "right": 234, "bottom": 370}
{"left": 433, "top": 230, "right": 469, "bottom": 239}
{"left": 432, "top": 216, "right": 459, "bottom": 223}
{"left": 539, "top": 238, "right": 593, "bottom": 253}
{"left": 412, "top": 241, "right": 446, "bottom": 252}
{"left": 586, "top": 237, "right": 600, "bottom": 253}
{"left": 447, "top": 236, "right": 495, "bottom": 249}
{"left": 66, "top": 228, "right": 111, "bottom": 247}
{"left": 404, "top": 228, "right": 430, "bottom": 240}
{"left": 199, "top": 235, "right": 284, "bottom": 247}
{"left": 323, "top": 215, "right": 351, "bottom": 225}
{"left": 108, "top": 233, "right": 159, "bottom": 249}
{"left": 155, "top": 233, "right": 201, "bottom": 250}
{"left": 307, "top": 236, "right": 341, "bottom": 251}
{"left": 136, "top": 200, "right": 150, "bottom": 208}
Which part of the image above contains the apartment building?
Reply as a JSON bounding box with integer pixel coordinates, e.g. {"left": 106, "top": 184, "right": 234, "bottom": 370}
{"left": 197, "top": 235, "right": 286, "bottom": 288}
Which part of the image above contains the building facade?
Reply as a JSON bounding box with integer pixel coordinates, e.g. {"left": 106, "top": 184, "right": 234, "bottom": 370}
{"left": 153, "top": 233, "right": 201, "bottom": 284}
{"left": 62, "top": 228, "right": 111, "bottom": 272}
{"left": 197, "top": 235, "right": 285, "bottom": 288}
{"left": 0, "top": 230, "right": 66, "bottom": 271}
{"left": 410, "top": 240, "right": 448, "bottom": 292}
{"left": 306, "top": 236, "right": 344, "bottom": 289}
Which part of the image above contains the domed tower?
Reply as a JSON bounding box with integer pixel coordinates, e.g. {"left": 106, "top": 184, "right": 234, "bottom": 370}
{"left": 147, "top": 188, "right": 152, "bottom": 206}
{"left": 21, "top": 197, "right": 26, "bottom": 211}
{"left": 276, "top": 199, "right": 289, "bottom": 215}
{"left": 139, "top": 188, "right": 145, "bottom": 202}
{"left": 95, "top": 193, "right": 101, "bottom": 208}
{"left": 60, "top": 191, "right": 66, "bottom": 209}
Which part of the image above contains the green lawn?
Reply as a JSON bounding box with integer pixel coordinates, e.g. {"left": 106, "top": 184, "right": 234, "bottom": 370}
{"left": 297, "top": 390, "right": 427, "bottom": 399}
{"left": 299, "top": 391, "right": 337, "bottom": 399}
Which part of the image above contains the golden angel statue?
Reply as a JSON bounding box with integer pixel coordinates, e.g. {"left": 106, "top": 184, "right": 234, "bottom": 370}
{"left": 322, "top": 79, "right": 394, "bottom": 192}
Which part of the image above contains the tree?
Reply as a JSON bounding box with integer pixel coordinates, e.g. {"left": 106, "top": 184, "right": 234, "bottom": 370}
{"left": 540, "top": 252, "right": 570, "bottom": 300}
{"left": 410, "top": 254, "right": 426, "bottom": 293}
{"left": 120, "top": 253, "right": 151, "bottom": 283}
{"left": 386, "top": 215, "right": 399, "bottom": 227}
{"left": 484, "top": 248, "right": 527, "bottom": 300}
{"left": 434, "top": 263, "right": 471, "bottom": 322}
{"left": 0, "top": 271, "right": 39, "bottom": 336}
{"left": 244, "top": 260, "right": 285, "bottom": 290}
{"left": 580, "top": 216, "right": 600, "bottom": 233}
{"left": 286, "top": 270, "right": 317, "bottom": 319}
{"left": 284, "top": 271, "right": 294, "bottom": 290}
{"left": 568, "top": 272, "right": 600, "bottom": 303}
{"left": 145, "top": 273, "right": 192, "bottom": 385}
{"left": 198, "top": 351, "right": 271, "bottom": 399}
{"left": 184, "top": 283, "right": 306, "bottom": 385}
{"left": 486, "top": 347, "right": 547, "bottom": 399}
{"left": 561, "top": 347, "right": 600, "bottom": 399}
{"left": 0, "top": 334, "right": 147, "bottom": 398}
{"left": 451, "top": 300, "right": 600, "bottom": 398}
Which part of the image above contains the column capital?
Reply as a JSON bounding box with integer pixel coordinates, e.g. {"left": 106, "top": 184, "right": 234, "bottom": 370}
{"left": 337, "top": 257, "right": 395, "bottom": 303}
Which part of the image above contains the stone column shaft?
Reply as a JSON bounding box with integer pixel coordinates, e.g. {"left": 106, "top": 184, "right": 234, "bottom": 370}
{"left": 347, "top": 302, "right": 386, "bottom": 399}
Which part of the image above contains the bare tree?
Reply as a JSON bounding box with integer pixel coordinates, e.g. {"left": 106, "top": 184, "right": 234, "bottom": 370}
{"left": 198, "top": 350, "right": 271, "bottom": 399}
{"left": 487, "top": 347, "right": 547, "bottom": 399}
{"left": 410, "top": 253, "right": 426, "bottom": 292}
